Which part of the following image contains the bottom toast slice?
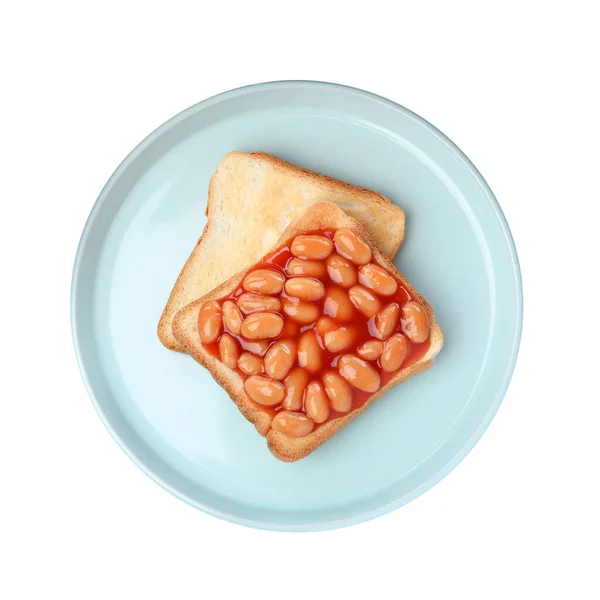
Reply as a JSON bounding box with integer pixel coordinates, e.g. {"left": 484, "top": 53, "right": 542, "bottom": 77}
{"left": 173, "top": 202, "right": 443, "bottom": 461}
{"left": 158, "top": 151, "right": 406, "bottom": 353}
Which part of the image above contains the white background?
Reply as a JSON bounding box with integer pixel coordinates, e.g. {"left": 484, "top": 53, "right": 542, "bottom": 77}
{"left": 1, "top": 1, "right": 599, "bottom": 598}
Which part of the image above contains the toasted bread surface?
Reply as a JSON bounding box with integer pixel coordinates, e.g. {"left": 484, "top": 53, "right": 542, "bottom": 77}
{"left": 172, "top": 202, "right": 443, "bottom": 461}
{"left": 158, "top": 152, "right": 406, "bottom": 352}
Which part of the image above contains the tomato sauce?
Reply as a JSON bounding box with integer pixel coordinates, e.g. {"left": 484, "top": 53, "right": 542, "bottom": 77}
{"left": 202, "top": 229, "right": 431, "bottom": 424}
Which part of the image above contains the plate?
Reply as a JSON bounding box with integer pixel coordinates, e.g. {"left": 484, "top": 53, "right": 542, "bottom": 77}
{"left": 71, "top": 81, "right": 522, "bottom": 531}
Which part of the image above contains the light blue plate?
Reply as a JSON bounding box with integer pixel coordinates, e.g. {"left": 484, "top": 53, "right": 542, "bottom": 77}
{"left": 71, "top": 81, "right": 522, "bottom": 531}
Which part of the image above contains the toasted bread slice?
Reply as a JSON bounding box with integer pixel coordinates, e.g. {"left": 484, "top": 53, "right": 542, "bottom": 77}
{"left": 172, "top": 201, "right": 443, "bottom": 462}
{"left": 158, "top": 152, "right": 406, "bottom": 352}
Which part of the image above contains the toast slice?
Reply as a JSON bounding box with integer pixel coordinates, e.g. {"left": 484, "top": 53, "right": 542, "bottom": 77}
{"left": 172, "top": 202, "right": 443, "bottom": 462}
{"left": 158, "top": 152, "right": 406, "bottom": 352}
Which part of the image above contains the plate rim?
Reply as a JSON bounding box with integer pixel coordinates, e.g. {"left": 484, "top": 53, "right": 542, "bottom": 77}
{"left": 71, "top": 80, "right": 523, "bottom": 531}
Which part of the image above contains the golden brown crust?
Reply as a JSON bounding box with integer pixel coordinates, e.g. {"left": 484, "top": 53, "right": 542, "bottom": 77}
{"left": 172, "top": 201, "right": 443, "bottom": 461}
{"left": 157, "top": 173, "right": 218, "bottom": 352}
{"left": 158, "top": 151, "right": 405, "bottom": 352}
{"left": 172, "top": 268, "right": 274, "bottom": 437}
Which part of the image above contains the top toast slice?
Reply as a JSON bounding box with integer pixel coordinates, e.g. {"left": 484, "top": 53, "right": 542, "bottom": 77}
{"left": 172, "top": 201, "right": 443, "bottom": 462}
{"left": 158, "top": 152, "right": 406, "bottom": 352}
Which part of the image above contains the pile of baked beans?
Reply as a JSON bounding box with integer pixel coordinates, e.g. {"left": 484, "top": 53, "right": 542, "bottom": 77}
{"left": 198, "top": 229, "right": 430, "bottom": 438}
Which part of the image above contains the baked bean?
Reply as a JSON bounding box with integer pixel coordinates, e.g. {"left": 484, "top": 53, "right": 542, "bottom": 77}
{"left": 285, "top": 258, "right": 326, "bottom": 278}
{"left": 304, "top": 381, "right": 330, "bottom": 423}
{"left": 241, "top": 312, "right": 284, "bottom": 340}
{"left": 285, "top": 277, "right": 325, "bottom": 301}
{"left": 238, "top": 352, "right": 265, "bottom": 375}
{"left": 337, "top": 354, "right": 381, "bottom": 393}
{"left": 324, "top": 326, "right": 357, "bottom": 353}
{"left": 271, "top": 411, "right": 315, "bottom": 438}
{"left": 401, "top": 301, "right": 430, "bottom": 343}
{"left": 316, "top": 316, "right": 338, "bottom": 337}
{"left": 237, "top": 293, "right": 281, "bottom": 315}
{"left": 333, "top": 229, "right": 372, "bottom": 265}
{"left": 219, "top": 333, "right": 239, "bottom": 369}
{"left": 358, "top": 263, "right": 398, "bottom": 296}
{"left": 348, "top": 285, "right": 382, "bottom": 318}
{"left": 244, "top": 375, "right": 285, "bottom": 406}
{"left": 264, "top": 340, "right": 297, "bottom": 380}
{"left": 326, "top": 253, "right": 358, "bottom": 288}
{"left": 241, "top": 340, "right": 269, "bottom": 357}
{"left": 198, "top": 300, "right": 222, "bottom": 343}
{"left": 323, "top": 286, "right": 355, "bottom": 322}
{"left": 222, "top": 300, "right": 243, "bottom": 335}
{"left": 242, "top": 269, "right": 285, "bottom": 295}
{"left": 373, "top": 303, "right": 400, "bottom": 340}
{"left": 322, "top": 371, "right": 353, "bottom": 413}
{"left": 298, "top": 330, "right": 322, "bottom": 373}
{"left": 291, "top": 234, "right": 333, "bottom": 260}
{"left": 281, "top": 297, "right": 319, "bottom": 324}
{"left": 282, "top": 367, "right": 309, "bottom": 410}
{"left": 381, "top": 334, "right": 409, "bottom": 372}
{"left": 357, "top": 339, "right": 384, "bottom": 361}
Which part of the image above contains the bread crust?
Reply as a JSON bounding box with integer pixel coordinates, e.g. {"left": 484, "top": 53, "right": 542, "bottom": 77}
{"left": 158, "top": 151, "right": 406, "bottom": 352}
{"left": 172, "top": 201, "right": 443, "bottom": 461}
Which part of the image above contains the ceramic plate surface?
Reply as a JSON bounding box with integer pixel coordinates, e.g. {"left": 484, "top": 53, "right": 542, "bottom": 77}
{"left": 72, "top": 81, "right": 522, "bottom": 531}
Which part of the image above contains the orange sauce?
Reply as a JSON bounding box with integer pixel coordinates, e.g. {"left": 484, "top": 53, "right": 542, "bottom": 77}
{"left": 203, "top": 229, "right": 431, "bottom": 423}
